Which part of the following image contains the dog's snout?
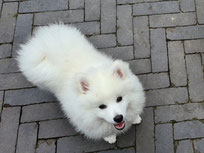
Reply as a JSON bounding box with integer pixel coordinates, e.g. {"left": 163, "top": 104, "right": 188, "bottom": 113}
{"left": 113, "top": 115, "right": 123, "bottom": 123}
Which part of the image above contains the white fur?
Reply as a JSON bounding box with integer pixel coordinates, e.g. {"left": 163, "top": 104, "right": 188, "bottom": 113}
{"left": 17, "top": 24, "right": 145, "bottom": 143}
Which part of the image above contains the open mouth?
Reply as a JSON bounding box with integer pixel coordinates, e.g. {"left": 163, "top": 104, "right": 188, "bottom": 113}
{"left": 114, "top": 121, "right": 125, "bottom": 130}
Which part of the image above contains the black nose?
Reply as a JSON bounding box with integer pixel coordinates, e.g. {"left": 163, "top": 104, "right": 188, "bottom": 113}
{"left": 114, "top": 115, "right": 123, "bottom": 123}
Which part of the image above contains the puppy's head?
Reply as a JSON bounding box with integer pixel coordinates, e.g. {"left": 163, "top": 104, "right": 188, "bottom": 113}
{"left": 76, "top": 60, "right": 141, "bottom": 130}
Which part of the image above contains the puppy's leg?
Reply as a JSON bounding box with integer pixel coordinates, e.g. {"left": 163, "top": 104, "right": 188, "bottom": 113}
{"left": 132, "top": 115, "right": 142, "bottom": 124}
{"left": 103, "top": 135, "right": 116, "bottom": 144}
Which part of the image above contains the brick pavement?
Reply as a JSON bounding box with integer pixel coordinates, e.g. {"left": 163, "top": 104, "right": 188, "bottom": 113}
{"left": 0, "top": 0, "right": 204, "bottom": 153}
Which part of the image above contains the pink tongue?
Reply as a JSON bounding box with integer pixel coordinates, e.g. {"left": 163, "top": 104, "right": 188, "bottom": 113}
{"left": 115, "top": 122, "right": 125, "bottom": 129}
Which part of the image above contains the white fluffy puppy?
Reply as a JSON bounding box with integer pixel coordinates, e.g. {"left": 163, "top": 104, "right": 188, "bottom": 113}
{"left": 17, "top": 24, "right": 145, "bottom": 143}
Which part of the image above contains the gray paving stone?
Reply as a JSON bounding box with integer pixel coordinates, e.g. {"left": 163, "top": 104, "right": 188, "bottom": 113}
{"left": 0, "top": 0, "right": 2, "bottom": 13}
{"left": 73, "top": 21, "right": 100, "bottom": 35}
{"left": 0, "top": 58, "right": 18, "bottom": 74}
{"left": 117, "top": 0, "right": 158, "bottom": 4}
{"left": 155, "top": 124, "right": 174, "bottom": 153}
{"left": 184, "top": 39, "right": 204, "bottom": 53}
{"left": 0, "top": 107, "right": 21, "bottom": 153}
{"left": 196, "top": 0, "right": 204, "bottom": 24}
{"left": 133, "top": 1, "right": 179, "bottom": 16}
{"left": 186, "top": 54, "right": 204, "bottom": 102}
{"left": 1, "top": 2, "right": 18, "bottom": 18}
{"left": 155, "top": 103, "right": 204, "bottom": 123}
{"left": 34, "top": 10, "right": 84, "bottom": 26}
{"left": 146, "top": 87, "right": 188, "bottom": 107}
{"left": 149, "top": 13, "right": 196, "bottom": 28}
{"left": 194, "top": 138, "right": 204, "bottom": 153}
{"left": 0, "top": 73, "right": 33, "bottom": 90}
{"left": 168, "top": 41, "right": 187, "bottom": 86}
{"left": 85, "top": 0, "right": 100, "bottom": 21}
{"left": 128, "top": 59, "right": 151, "bottom": 74}
{"left": 117, "top": 126, "right": 135, "bottom": 148}
{"left": 202, "top": 54, "right": 204, "bottom": 64}
{"left": 88, "top": 34, "right": 116, "bottom": 49}
{"left": 0, "top": 18, "right": 16, "bottom": 43}
{"left": 36, "top": 140, "right": 56, "bottom": 153}
{"left": 4, "top": 88, "right": 56, "bottom": 106}
{"left": 174, "top": 120, "right": 204, "bottom": 140}
{"left": 117, "top": 5, "right": 133, "bottom": 46}
{"left": 138, "top": 73, "right": 170, "bottom": 90}
{"left": 0, "top": 44, "right": 12, "bottom": 59}
{"left": 167, "top": 25, "right": 204, "bottom": 40}
{"left": 176, "top": 140, "right": 194, "bottom": 153}
{"left": 21, "top": 102, "right": 64, "bottom": 122}
{"left": 0, "top": 91, "right": 3, "bottom": 115}
{"left": 101, "top": 0, "right": 116, "bottom": 34}
{"left": 136, "top": 108, "right": 155, "bottom": 153}
{"left": 100, "top": 46, "right": 134, "bottom": 61}
{"left": 180, "top": 0, "right": 195, "bottom": 12}
{"left": 98, "top": 148, "right": 135, "bottom": 153}
{"left": 16, "top": 123, "right": 38, "bottom": 153}
{"left": 133, "top": 16, "right": 150, "bottom": 58}
{"left": 57, "top": 136, "right": 115, "bottom": 153}
{"left": 151, "top": 28, "right": 168, "bottom": 72}
{"left": 19, "top": 0, "right": 69, "bottom": 13}
{"left": 69, "top": 0, "right": 84, "bottom": 9}
{"left": 38, "top": 119, "right": 77, "bottom": 139}
{"left": 12, "top": 14, "right": 33, "bottom": 57}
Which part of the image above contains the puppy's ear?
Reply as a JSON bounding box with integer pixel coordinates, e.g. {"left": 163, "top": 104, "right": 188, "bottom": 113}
{"left": 112, "top": 60, "right": 129, "bottom": 79}
{"left": 76, "top": 74, "right": 90, "bottom": 94}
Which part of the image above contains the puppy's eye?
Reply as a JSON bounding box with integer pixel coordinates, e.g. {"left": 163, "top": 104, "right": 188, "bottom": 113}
{"left": 116, "top": 96, "right": 122, "bottom": 103}
{"left": 99, "top": 104, "right": 107, "bottom": 109}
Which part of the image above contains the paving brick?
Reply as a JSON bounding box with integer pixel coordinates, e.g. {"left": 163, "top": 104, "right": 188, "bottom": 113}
{"left": 196, "top": 0, "right": 204, "bottom": 24}
{"left": 136, "top": 108, "right": 154, "bottom": 153}
{"left": 149, "top": 13, "right": 196, "bottom": 28}
{"left": 69, "top": 0, "right": 84, "bottom": 9}
{"left": 0, "top": 107, "right": 21, "bottom": 153}
{"left": 138, "top": 73, "right": 170, "bottom": 90}
{"left": 155, "top": 124, "right": 174, "bottom": 153}
{"left": 98, "top": 148, "right": 135, "bottom": 153}
{"left": 100, "top": 46, "right": 134, "bottom": 61}
{"left": 117, "top": 5, "right": 133, "bottom": 46}
{"left": 73, "top": 21, "right": 100, "bottom": 35}
{"left": 0, "top": 73, "right": 33, "bottom": 90}
{"left": 0, "top": 0, "right": 2, "bottom": 13}
{"left": 194, "top": 138, "right": 204, "bottom": 153}
{"left": 0, "top": 44, "right": 12, "bottom": 59}
{"left": 117, "top": 0, "right": 155, "bottom": 4}
{"left": 36, "top": 140, "right": 56, "bottom": 153}
{"left": 168, "top": 41, "right": 187, "bottom": 86}
{"left": 155, "top": 103, "right": 204, "bottom": 123}
{"left": 19, "top": 0, "right": 68, "bottom": 13}
{"left": 4, "top": 88, "right": 56, "bottom": 106}
{"left": 174, "top": 121, "right": 204, "bottom": 140}
{"left": 85, "top": 0, "right": 100, "bottom": 21}
{"left": 16, "top": 123, "right": 38, "bottom": 153}
{"left": 146, "top": 87, "right": 188, "bottom": 107}
{"left": 0, "top": 91, "right": 3, "bottom": 115}
{"left": 0, "top": 58, "right": 18, "bottom": 74}
{"left": 202, "top": 54, "right": 204, "bottom": 64}
{"left": 38, "top": 119, "right": 77, "bottom": 139}
{"left": 117, "top": 126, "right": 135, "bottom": 148}
{"left": 167, "top": 25, "right": 204, "bottom": 40}
{"left": 133, "top": 16, "right": 150, "bottom": 58}
{"left": 186, "top": 54, "right": 204, "bottom": 102}
{"left": 1, "top": 2, "right": 18, "bottom": 18}
{"left": 128, "top": 59, "right": 151, "bottom": 74}
{"left": 12, "top": 14, "right": 33, "bottom": 57}
{"left": 101, "top": 0, "right": 116, "bottom": 34}
{"left": 180, "top": 0, "right": 195, "bottom": 12}
{"left": 133, "top": 1, "right": 179, "bottom": 16}
{"left": 184, "top": 39, "right": 204, "bottom": 53}
{"left": 88, "top": 34, "right": 116, "bottom": 49}
{"left": 57, "top": 136, "right": 115, "bottom": 153}
{"left": 176, "top": 140, "right": 194, "bottom": 153}
{"left": 21, "top": 102, "right": 64, "bottom": 122}
{"left": 34, "top": 10, "right": 84, "bottom": 26}
{"left": 151, "top": 28, "right": 168, "bottom": 72}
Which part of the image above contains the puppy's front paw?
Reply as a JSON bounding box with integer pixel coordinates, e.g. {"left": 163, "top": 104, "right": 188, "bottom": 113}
{"left": 104, "top": 135, "right": 116, "bottom": 144}
{"left": 133, "top": 115, "right": 142, "bottom": 124}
